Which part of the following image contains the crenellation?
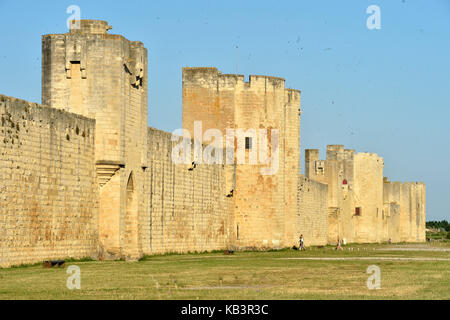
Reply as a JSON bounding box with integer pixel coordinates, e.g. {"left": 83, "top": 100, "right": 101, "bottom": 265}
{"left": 344, "top": 149, "right": 355, "bottom": 160}
{"left": 248, "top": 75, "right": 285, "bottom": 87}
{"left": 69, "top": 20, "right": 111, "bottom": 35}
{"left": 218, "top": 74, "right": 245, "bottom": 89}
{"left": 0, "top": 20, "right": 426, "bottom": 267}
{"left": 305, "top": 144, "right": 424, "bottom": 244}
{"left": 285, "top": 89, "right": 301, "bottom": 104}
{"left": 326, "top": 144, "right": 344, "bottom": 161}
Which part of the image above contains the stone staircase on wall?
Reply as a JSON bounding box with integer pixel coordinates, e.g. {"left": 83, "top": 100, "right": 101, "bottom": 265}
{"left": 96, "top": 161, "right": 123, "bottom": 187}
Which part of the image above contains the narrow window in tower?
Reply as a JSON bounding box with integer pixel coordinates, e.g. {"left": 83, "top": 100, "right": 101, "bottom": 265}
{"left": 237, "top": 224, "right": 240, "bottom": 240}
{"left": 69, "top": 61, "right": 86, "bottom": 116}
{"left": 355, "top": 207, "right": 362, "bottom": 216}
{"left": 315, "top": 161, "right": 325, "bottom": 175}
{"left": 245, "top": 137, "right": 252, "bottom": 150}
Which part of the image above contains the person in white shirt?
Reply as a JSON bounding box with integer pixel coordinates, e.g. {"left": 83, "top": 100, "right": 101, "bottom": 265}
{"left": 299, "top": 234, "right": 305, "bottom": 251}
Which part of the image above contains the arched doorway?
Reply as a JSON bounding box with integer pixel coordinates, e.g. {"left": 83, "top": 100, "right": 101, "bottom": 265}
{"left": 124, "top": 172, "right": 140, "bottom": 259}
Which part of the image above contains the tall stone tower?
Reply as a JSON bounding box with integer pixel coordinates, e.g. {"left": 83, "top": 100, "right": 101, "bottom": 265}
{"left": 182, "top": 68, "right": 301, "bottom": 249}
{"left": 42, "top": 20, "right": 148, "bottom": 259}
{"left": 305, "top": 146, "right": 385, "bottom": 243}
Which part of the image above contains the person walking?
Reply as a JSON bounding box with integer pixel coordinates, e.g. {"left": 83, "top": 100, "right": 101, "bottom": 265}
{"left": 336, "top": 237, "right": 343, "bottom": 251}
{"left": 299, "top": 234, "right": 305, "bottom": 251}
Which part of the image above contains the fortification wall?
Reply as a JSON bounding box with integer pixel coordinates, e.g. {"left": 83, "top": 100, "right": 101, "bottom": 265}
{"left": 305, "top": 147, "right": 357, "bottom": 244}
{"left": 298, "top": 176, "right": 328, "bottom": 246}
{"left": 306, "top": 147, "right": 398, "bottom": 244}
{"left": 384, "top": 181, "right": 426, "bottom": 242}
{"left": 42, "top": 21, "right": 148, "bottom": 259}
{"left": 0, "top": 20, "right": 428, "bottom": 267}
{"left": 0, "top": 95, "right": 97, "bottom": 267}
{"left": 284, "top": 89, "right": 301, "bottom": 246}
{"left": 182, "top": 67, "right": 301, "bottom": 249}
{"left": 231, "top": 76, "right": 292, "bottom": 249}
{"left": 143, "top": 128, "right": 232, "bottom": 254}
{"left": 352, "top": 153, "right": 384, "bottom": 243}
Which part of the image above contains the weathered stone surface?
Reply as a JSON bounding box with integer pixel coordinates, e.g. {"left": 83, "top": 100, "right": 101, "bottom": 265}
{"left": 182, "top": 67, "right": 301, "bottom": 249}
{"left": 42, "top": 20, "right": 148, "bottom": 260}
{"left": 0, "top": 95, "right": 97, "bottom": 268}
{"left": 0, "top": 20, "right": 426, "bottom": 267}
{"left": 298, "top": 176, "right": 328, "bottom": 246}
{"left": 305, "top": 146, "right": 425, "bottom": 244}
{"left": 144, "top": 128, "right": 231, "bottom": 254}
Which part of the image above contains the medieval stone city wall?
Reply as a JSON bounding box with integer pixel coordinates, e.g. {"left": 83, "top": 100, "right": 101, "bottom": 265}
{"left": 182, "top": 68, "right": 301, "bottom": 249}
{"left": 352, "top": 153, "right": 384, "bottom": 243}
{"left": 298, "top": 175, "right": 328, "bottom": 246}
{"left": 305, "top": 145, "right": 425, "bottom": 244}
{"left": 0, "top": 20, "right": 427, "bottom": 266}
{"left": 0, "top": 95, "right": 98, "bottom": 267}
{"left": 384, "top": 181, "right": 426, "bottom": 243}
{"left": 42, "top": 20, "right": 149, "bottom": 260}
{"left": 142, "top": 128, "right": 232, "bottom": 254}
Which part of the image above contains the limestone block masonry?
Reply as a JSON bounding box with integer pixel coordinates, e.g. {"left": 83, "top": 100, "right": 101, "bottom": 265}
{"left": 0, "top": 20, "right": 426, "bottom": 267}
{"left": 0, "top": 95, "right": 97, "bottom": 268}
{"left": 305, "top": 146, "right": 425, "bottom": 244}
{"left": 144, "top": 128, "right": 231, "bottom": 254}
{"left": 298, "top": 176, "right": 328, "bottom": 246}
{"left": 182, "top": 67, "right": 301, "bottom": 249}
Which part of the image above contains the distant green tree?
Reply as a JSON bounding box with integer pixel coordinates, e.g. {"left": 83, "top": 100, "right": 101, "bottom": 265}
{"left": 426, "top": 220, "right": 450, "bottom": 231}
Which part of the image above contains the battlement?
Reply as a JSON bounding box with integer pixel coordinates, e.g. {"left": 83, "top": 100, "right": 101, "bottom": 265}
{"left": 0, "top": 94, "right": 95, "bottom": 123}
{"left": 356, "top": 152, "right": 381, "bottom": 157}
{"left": 344, "top": 149, "right": 355, "bottom": 160}
{"left": 285, "top": 88, "right": 301, "bottom": 104}
{"left": 130, "top": 41, "right": 145, "bottom": 48}
{"left": 44, "top": 20, "right": 131, "bottom": 43}
{"left": 387, "top": 181, "right": 426, "bottom": 186}
{"left": 0, "top": 18, "right": 427, "bottom": 268}
{"left": 247, "top": 75, "right": 285, "bottom": 88}
{"left": 355, "top": 152, "right": 384, "bottom": 166}
{"left": 70, "top": 20, "right": 112, "bottom": 35}
{"left": 0, "top": 94, "right": 40, "bottom": 108}
{"left": 326, "top": 145, "right": 344, "bottom": 160}
{"left": 305, "top": 149, "right": 320, "bottom": 161}
{"left": 306, "top": 146, "right": 383, "bottom": 164}
{"left": 183, "top": 67, "right": 294, "bottom": 93}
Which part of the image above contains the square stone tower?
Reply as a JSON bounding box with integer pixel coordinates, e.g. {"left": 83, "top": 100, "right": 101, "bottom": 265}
{"left": 182, "top": 68, "right": 301, "bottom": 249}
{"left": 42, "top": 20, "right": 148, "bottom": 259}
{"left": 305, "top": 146, "right": 385, "bottom": 243}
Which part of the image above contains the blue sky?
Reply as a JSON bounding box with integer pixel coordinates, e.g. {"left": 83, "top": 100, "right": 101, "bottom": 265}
{"left": 0, "top": 0, "right": 449, "bottom": 221}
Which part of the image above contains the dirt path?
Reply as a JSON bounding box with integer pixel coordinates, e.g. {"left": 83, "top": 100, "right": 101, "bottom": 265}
{"left": 378, "top": 246, "right": 450, "bottom": 252}
{"left": 280, "top": 257, "right": 450, "bottom": 261}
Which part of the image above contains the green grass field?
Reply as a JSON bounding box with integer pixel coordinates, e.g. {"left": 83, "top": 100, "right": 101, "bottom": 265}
{"left": 1, "top": 242, "right": 449, "bottom": 300}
